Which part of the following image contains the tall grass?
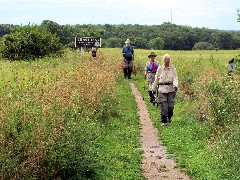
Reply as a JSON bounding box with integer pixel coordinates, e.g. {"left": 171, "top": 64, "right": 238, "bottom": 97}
{"left": 0, "top": 50, "right": 118, "bottom": 179}
{"left": 1, "top": 48, "right": 240, "bottom": 179}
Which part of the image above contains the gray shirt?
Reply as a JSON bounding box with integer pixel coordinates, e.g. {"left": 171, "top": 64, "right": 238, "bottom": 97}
{"left": 152, "top": 65, "right": 178, "bottom": 93}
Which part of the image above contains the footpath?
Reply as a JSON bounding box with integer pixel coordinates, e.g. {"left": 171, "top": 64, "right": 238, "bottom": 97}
{"left": 130, "top": 82, "right": 190, "bottom": 180}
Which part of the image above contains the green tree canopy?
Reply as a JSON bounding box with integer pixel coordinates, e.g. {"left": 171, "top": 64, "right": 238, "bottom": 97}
{"left": 148, "top": 37, "right": 164, "bottom": 50}
{"left": 192, "top": 42, "right": 215, "bottom": 50}
{"left": 0, "top": 25, "right": 63, "bottom": 60}
{"left": 2, "top": 20, "right": 240, "bottom": 50}
{"left": 105, "top": 37, "right": 122, "bottom": 48}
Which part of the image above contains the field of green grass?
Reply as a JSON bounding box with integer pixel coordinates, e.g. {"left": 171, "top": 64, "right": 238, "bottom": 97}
{"left": 0, "top": 48, "right": 240, "bottom": 179}
{"left": 128, "top": 49, "right": 240, "bottom": 179}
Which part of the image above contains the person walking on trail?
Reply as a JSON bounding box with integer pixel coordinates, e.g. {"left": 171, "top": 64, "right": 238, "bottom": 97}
{"left": 152, "top": 54, "right": 178, "bottom": 126}
{"left": 227, "top": 58, "right": 235, "bottom": 76}
{"left": 144, "top": 52, "right": 159, "bottom": 103}
{"left": 122, "top": 39, "right": 134, "bottom": 79}
{"left": 92, "top": 47, "right": 97, "bottom": 60}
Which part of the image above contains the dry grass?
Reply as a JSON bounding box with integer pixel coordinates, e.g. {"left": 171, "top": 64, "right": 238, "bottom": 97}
{"left": 0, "top": 51, "right": 119, "bottom": 178}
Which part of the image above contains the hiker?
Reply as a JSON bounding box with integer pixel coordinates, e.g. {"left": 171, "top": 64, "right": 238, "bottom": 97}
{"left": 144, "top": 52, "right": 159, "bottom": 103}
{"left": 122, "top": 39, "right": 134, "bottom": 79}
{"left": 152, "top": 54, "right": 178, "bottom": 126}
{"left": 92, "top": 47, "right": 97, "bottom": 60}
{"left": 227, "top": 58, "right": 235, "bottom": 76}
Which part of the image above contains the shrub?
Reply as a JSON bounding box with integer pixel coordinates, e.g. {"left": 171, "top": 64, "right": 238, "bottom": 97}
{"left": 207, "top": 76, "right": 240, "bottom": 128}
{"left": 148, "top": 37, "right": 165, "bottom": 50}
{"left": 193, "top": 42, "right": 215, "bottom": 50}
{"left": 0, "top": 25, "right": 63, "bottom": 60}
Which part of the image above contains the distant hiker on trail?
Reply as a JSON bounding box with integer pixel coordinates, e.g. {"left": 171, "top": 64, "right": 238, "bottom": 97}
{"left": 144, "top": 52, "right": 159, "bottom": 103}
{"left": 227, "top": 58, "right": 235, "bottom": 76}
{"left": 152, "top": 54, "right": 178, "bottom": 126}
{"left": 92, "top": 47, "right": 97, "bottom": 60}
{"left": 122, "top": 39, "right": 134, "bottom": 79}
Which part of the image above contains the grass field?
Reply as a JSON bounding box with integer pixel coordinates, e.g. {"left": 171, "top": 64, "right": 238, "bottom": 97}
{"left": 0, "top": 48, "right": 240, "bottom": 179}
{"left": 126, "top": 49, "right": 240, "bottom": 179}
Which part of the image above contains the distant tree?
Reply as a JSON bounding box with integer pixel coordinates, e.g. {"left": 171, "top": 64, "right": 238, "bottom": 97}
{"left": 148, "top": 37, "right": 164, "bottom": 50}
{"left": 133, "top": 37, "right": 148, "bottom": 49}
{"left": 105, "top": 37, "right": 122, "bottom": 48}
{"left": 232, "top": 35, "right": 240, "bottom": 49}
{"left": 192, "top": 42, "right": 215, "bottom": 50}
{"left": 2, "top": 21, "right": 240, "bottom": 50}
{"left": 0, "top": 24, "right": 18, "bottom": 37}
{"left": 0, "top": 25, "right": 62, "bottom": 60}
{"left": 211, "top": 32, "right": 233, "bottom": 50}
{"left": 40, "top": 20, "right": 73, "bottom": 46}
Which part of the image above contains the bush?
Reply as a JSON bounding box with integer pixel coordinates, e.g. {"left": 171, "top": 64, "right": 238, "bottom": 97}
{"left": 207, "top": 76, "right": 240, "bottom": 128}
{"left": 193, "top": 42, "right": 215, "bottom": 50}
{"left": 148, "top": 37, "right": 164, "bottom": 50}
{"left": 105, "top": 37, "right": 122, "bottom": 48}
{"left": 0, "top": 25, "right": 63, "bottom": 60}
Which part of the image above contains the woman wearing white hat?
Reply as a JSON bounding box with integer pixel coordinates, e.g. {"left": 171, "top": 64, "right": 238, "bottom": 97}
{"left": 122, "top": 39, "right": 134, "bottom": 79}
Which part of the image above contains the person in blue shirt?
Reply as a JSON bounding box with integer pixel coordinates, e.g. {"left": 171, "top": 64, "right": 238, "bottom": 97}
{"left": 144, "top": 52, "right": 159, "bottom": 103}
{"left": 122, "top": 39, "right": 134, "bottom": 79}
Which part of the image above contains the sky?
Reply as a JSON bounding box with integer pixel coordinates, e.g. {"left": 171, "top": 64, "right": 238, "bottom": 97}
{"left": 0, "top": 0, "right": 239, "bottom": 31}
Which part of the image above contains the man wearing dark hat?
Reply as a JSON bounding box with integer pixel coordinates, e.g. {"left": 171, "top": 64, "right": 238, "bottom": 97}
{"left": 145, "top": 52, "right": 159, "bottom": 103}
{"left": 122, "top": 39, "right": 134, "bottom": 79}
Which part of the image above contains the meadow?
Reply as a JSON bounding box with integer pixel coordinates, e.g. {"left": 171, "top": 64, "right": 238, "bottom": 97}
{"left": 0, "top": 48, "right": 240, "bottom": 179}
{"left": 129, "top": 49, "right": 240, "bottom": 179}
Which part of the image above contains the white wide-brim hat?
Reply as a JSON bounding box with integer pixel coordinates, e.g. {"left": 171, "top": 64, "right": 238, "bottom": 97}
{"left": 125, "top": 39, "right": 131, "bottom": 44}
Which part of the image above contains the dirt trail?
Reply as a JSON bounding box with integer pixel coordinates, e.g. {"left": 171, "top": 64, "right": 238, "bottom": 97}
{"left": 130, "top": 82, "right": 190, "bottom": 180}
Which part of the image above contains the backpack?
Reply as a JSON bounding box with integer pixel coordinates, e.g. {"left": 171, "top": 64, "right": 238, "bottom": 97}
{"left": 123, "top": 46, "right": 133, "bottom": 58}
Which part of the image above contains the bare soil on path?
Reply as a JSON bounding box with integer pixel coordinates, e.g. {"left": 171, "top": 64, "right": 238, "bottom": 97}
{"left": 130, "top": 82, "right": 190, "bottom": 180}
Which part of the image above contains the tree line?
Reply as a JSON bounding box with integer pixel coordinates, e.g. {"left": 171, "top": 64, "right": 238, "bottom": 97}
{"left": 0, "top": 20, "right": 240, "bottom": 51}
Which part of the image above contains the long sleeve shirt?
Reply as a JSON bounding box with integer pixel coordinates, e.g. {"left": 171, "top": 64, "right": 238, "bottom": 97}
{"left": 152, "top": 65, "right": 178, "bottom": 93}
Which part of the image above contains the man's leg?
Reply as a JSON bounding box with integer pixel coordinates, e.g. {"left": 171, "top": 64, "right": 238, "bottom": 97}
{"left": 158, "top": 93, "right": 168, "bottom": 125}
{"left": 148, "top": 91, "right": 155, "bottom": 103}
{"left": 167, "top": 92, "right": 175, "bottom": 123}
{"left": 123, "top": 59, "right": 128, "bottom": 78}
{"left": 127, "top": 60, "right": 133, "bottom": 79}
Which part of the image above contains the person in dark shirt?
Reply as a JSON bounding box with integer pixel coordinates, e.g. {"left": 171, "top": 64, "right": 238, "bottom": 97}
{"left": 122, "top": 39, "right": 134, "bottom": 79}
{"left": 92, "top": 47, "right": 97, "bottom": 60}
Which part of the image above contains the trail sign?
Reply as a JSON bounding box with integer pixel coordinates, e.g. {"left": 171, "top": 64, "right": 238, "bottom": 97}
{"left": 75, "top": 37, "right": 101, "bottom": 48}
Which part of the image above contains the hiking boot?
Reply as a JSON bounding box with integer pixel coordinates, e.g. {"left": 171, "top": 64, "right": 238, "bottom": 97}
{"left": 162, "top": 123, "right": 167, "bottom": 126}
{"left": 167, "top": 117, "right": 172, "bottom": 123}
